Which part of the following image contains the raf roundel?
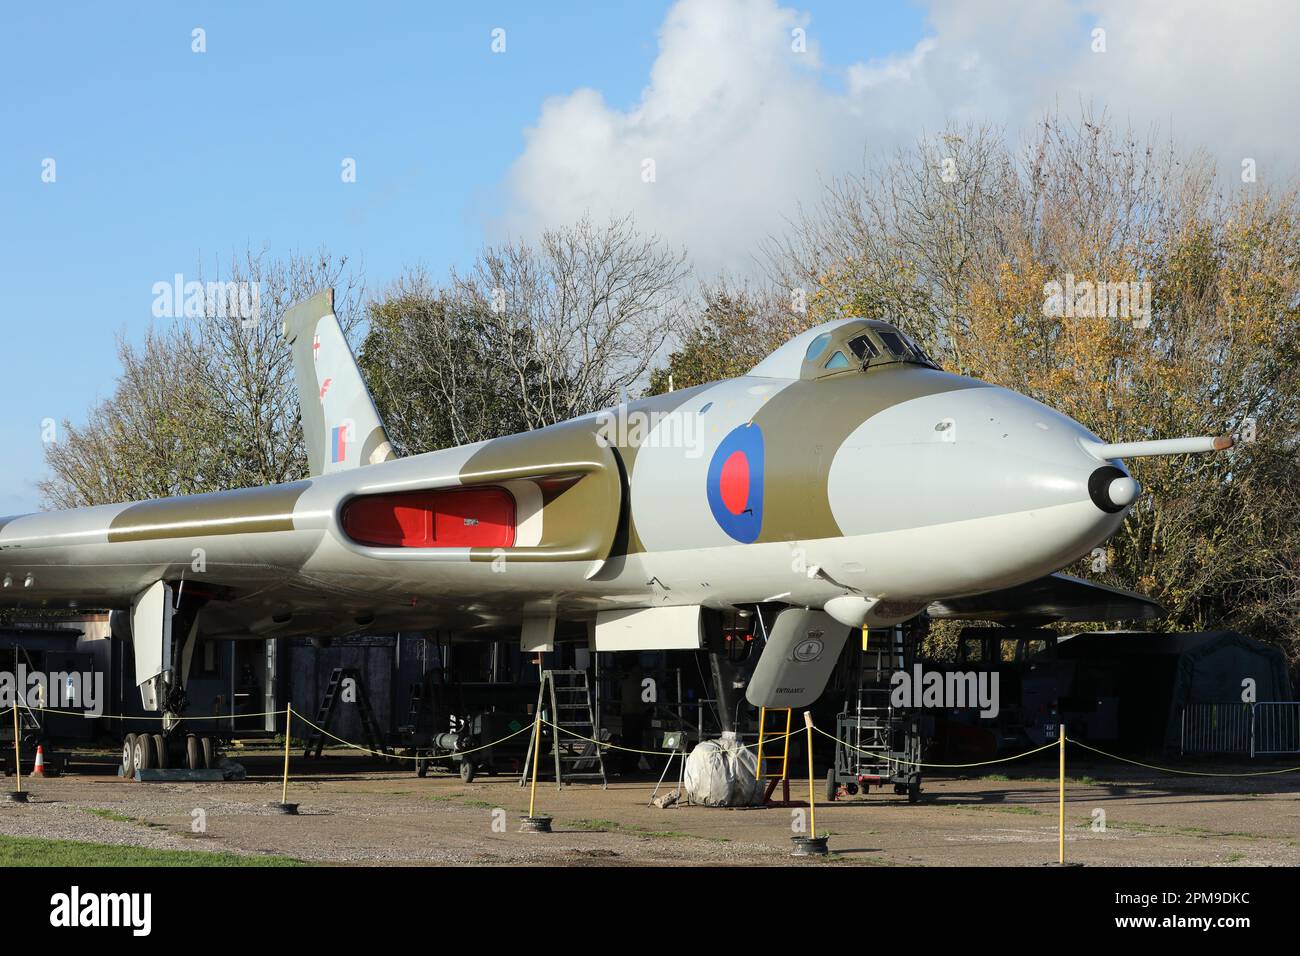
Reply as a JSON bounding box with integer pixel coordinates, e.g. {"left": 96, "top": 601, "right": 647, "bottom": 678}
{"left": 706, "top": 423, "right": 765, "bottom": 543}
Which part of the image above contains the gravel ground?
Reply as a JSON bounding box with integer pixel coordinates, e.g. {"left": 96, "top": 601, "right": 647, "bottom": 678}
{"left": 3, "top": 749, "right": 1299, "bottom": 866}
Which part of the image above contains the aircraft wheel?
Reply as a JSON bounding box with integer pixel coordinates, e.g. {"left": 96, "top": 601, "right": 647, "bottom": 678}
{"left": 121, "top": 734, "right": 138, "bottom": 777}
{"left": 825, "top": 768, "right": 838, "bottom": 802}
{"left": 134, "top": 733, "right": 154, "bottom": 771}
{"left": 152, "top": 734, "right": 168, "bottom": 769}
{"left": 186, "top": 736, "right": 203, "bottom": 770}
{"left": 459, "top": 759, "right": 476, "bottom": 783}
{"left": 201, "top": 737, "right": 216, "bottom": 769}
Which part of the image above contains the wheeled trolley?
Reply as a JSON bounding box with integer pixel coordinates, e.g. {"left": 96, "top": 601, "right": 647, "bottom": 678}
{"left": 826, "top": 700, "right": 923, "bottom": 803}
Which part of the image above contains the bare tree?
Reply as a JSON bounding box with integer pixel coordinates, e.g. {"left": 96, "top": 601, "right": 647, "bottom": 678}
{"left": 40, "top": 247, "right": 362, "bottom": 507}
{"left": 362, "top": 215, "right": 690, "bottom": 452}
{"left": 458, "top": 215, "right": 690, "bottom": 429}
{"left": 189, "top": 246, "right": 364, "bottom": 488}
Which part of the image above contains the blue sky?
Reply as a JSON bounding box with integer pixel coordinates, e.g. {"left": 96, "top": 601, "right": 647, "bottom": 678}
{"left": 0, "top": 1, "right": 928, "bottom": 514}
{"left": 4, "top": 1, "right": 1295, "bottom": 514}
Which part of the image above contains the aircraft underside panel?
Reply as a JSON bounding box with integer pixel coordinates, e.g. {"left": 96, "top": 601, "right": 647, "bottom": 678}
{"left": 594, "top": 605, "right": 703, "bottom": 651}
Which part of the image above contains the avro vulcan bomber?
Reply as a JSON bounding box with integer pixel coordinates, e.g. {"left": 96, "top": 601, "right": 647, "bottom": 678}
{"left": 0, "top": 291, "right": 1232, "bottom": 740}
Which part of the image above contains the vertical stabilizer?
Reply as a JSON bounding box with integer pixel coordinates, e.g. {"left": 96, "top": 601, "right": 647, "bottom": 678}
{"left": 283, "top": 289, "right": 395, "bottom": 477}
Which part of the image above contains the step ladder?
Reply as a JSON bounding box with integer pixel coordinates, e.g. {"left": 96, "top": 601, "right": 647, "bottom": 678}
{"left": 518, "top": 669, "right": 607, "bottom": 790}
{"left": 303, "top": 667, "right": 389, "bottom": 759}
{"left": 755, "top": 706, "right": 792, "bottom": 804}
{"left": 4, "top": 647, "right": 44, "bottom": 737}
{"left": 399, "top": 682, "right": 423, "bottom": 735}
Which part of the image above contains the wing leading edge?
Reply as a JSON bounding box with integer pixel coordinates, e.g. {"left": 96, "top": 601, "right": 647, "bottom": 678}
{"left": 926, "top": 573, "right": 1165, "bottom": 625}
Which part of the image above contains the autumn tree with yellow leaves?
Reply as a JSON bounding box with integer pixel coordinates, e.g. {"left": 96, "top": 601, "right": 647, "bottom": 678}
{"left": 671, "top": 112, "right": 1300, "bottom": 661}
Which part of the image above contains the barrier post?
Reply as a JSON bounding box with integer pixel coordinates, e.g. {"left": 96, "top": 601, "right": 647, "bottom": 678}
{"left": 791, "top": 711, "right": 828, "bottom": 856}
{"left": 521, "top": 712, "right": 551, "bottom": 832}
{"left": 8, "top": 704, "right": 27, "bottom": 802}
{"left": 1058, "top": 722, "right": 1065, "bottom": 865}
{"left": 273, "top": 703, "right": 298, "bottom": 815}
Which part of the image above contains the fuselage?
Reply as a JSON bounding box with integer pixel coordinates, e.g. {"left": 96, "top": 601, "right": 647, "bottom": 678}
{"left": 0, "top": 318, "right": 1134, "bottom": 640}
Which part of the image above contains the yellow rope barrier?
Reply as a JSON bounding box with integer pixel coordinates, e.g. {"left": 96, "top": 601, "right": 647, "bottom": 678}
{"left": 281, "top": 703, "right": 293, "bottom": 805}
{"left": 814, "top": 725, "right": 1060, "bottom": 768}
{"left": 803, "top": 711, "right": 817, "bottom": 837}
{"left": 1067, "top": 737, "right": 1300, "bottom": 777}
{"left": 28, "top": 698, "right": 1300, "bottom": 783}
{"left": 1058, "top": 724, "right": 1066, "bottom": 865}
{"left": 542, "top": 719, "right": 803, "bottom": 757}
{"left": 293, "top": 712, "right": 533, "bottom": 761}
{"left": 22, "top": 706, "right": 288, "bottom": 721}
{"left": 10, "top": 704, "right": 20, "bottom": 794}
{"left": 527, "top": 713, "right": 542, "bottom": 818}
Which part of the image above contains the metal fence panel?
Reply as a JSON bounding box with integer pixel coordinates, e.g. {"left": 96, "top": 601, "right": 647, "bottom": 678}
{"left": 1180, "top": 702, "right": 1300, "bottom": 757}
{"left": 1180, "top": 702, "right": 1252, "bottom": 755}
{"left": 1252, "top": 702, "right": 1300, "bottom": 756}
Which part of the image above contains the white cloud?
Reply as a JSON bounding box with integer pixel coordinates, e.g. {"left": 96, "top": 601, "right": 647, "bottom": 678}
{"left": 501, "top": 0, "right": 1300, "bottom": 275}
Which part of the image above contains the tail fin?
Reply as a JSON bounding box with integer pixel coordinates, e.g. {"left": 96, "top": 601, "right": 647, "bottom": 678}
{"left": 283, "top": 289, "right": 395, "bottom": 477}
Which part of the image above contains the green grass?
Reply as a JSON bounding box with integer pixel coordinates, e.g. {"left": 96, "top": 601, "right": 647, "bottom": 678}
{"left": 975, "top": 774, "right": 1099, "bottom": 785}
{"left": 0, "top": 835, "right": 305, "bottom": 867}
{"left": 82, "top": 808, "right": 167, "bottom": 830}
{"left": 1077, "top": 819, "right": 1266, "bottom": 840}
{"left": 950, "top": 804, "right": 1047, "bottom": 816}
{"left": 563, "top": 817, "right": 728, "bottom": 842}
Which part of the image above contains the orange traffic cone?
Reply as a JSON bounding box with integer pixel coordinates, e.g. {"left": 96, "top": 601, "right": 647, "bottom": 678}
{"left": 32, "top": 745, "right": 45, "bottom": 776}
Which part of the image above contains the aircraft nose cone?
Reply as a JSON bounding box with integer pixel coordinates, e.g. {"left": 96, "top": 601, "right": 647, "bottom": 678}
{"left": 1107, "top": 476, "right": 1141, "bottom": 508}
{"left": 1088, "top": 465, "right": 1140, "bottom": 513}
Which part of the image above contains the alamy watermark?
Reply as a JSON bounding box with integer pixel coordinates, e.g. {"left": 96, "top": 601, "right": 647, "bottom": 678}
{"left": 152, "top": 274, "right": 262, "bottom": 327}
{"left": 1, "top": 666, "right": 104, "bottom": 717}
{"left": 594, "top": 406, "right": 705, "bottom": 458}
{"left": 50, "top": 886, "right": 150, "bottom": 936}
{"left": 1043, "top": 273, "right": 1151, "bottom": 329}
{"left": 890, "top": 663, "right": 1000, "bottom": 718}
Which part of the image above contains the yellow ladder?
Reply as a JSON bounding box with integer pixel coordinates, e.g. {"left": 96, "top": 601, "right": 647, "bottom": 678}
{"left": 756, "top": 707, "right": 793, "bottom": 804}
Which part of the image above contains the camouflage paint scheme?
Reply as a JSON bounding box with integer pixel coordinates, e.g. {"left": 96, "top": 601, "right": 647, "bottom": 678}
{"left": 0, "top": 302, "right": 1146, "bottom": 648}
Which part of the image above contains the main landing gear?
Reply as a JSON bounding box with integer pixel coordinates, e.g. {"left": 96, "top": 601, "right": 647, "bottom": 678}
{"left": 120, "top": 732, "right": 220, "bottom": 776}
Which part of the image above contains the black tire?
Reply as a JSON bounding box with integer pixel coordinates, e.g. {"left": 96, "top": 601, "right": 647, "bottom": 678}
{"left": 908, "top": 778, "right": 921, "bottom": 804}
{"left": 201, "top": 737, "right": 216, "bottom": 769}
{"left": 186, "top": 736, "right": 203, "bottom": 770}
{"left": 152, "top": 734, "right": 168, "bottom": 769}
{"left": 134, "top": 733, "right": 154, "bottom": 771}
{"left": 459, "top": 759, "right": 475, "bottom": 783}
{"left": 825, "top": 767, "right": 838, "bottom": 803}
{"left": 416, "top": 755, "right": 428, "bottom": 778}
{"left": 122, "top": 734, "right": 138, "bottom": 777}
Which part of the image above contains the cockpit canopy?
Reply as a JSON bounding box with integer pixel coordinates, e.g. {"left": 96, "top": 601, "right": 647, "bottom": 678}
{"left": 749, "top": 319, "right": 939, "bottom": 381}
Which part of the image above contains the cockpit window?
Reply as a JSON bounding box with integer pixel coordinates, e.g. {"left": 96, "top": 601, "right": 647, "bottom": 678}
{"left": 824, "top": 350, "right": 850, "bottom": 370}
{"left": 876, "top": 330, "right": 908, "bottom": 357}
{"left": 874, "top": 328, "right": 938, "bottom": 368}
{"left": 847, "top": 334, "right": 879, "bottom": 362}
{"left": 791, "top": 321, "right": 939, "bottom": 380}
{"left": 804, "top": 332, "right": 832, "bottom": 362}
